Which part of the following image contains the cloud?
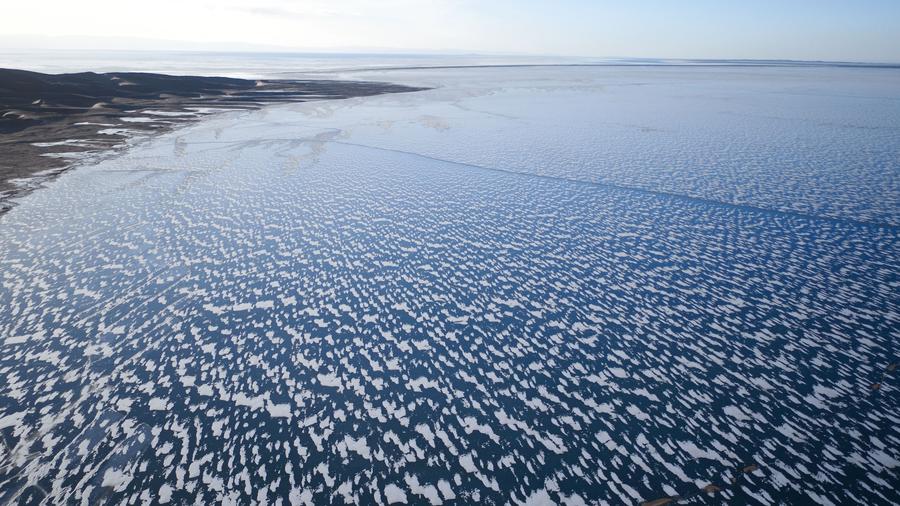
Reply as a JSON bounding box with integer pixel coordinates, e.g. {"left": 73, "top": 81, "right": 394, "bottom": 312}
{"left": 227, "top": 0, "right": 461, "bottom": 20}
{"left": 234, "top": 3, "right": 366, "bottom": 19}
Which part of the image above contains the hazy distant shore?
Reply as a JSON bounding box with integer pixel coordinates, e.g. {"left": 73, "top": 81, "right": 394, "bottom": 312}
{"left": 0, "top": 68, "right": 426, "bottom": 212}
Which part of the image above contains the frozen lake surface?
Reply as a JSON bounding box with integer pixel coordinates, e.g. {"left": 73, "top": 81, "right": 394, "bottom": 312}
{"left": 1, "top": 65, "right": 899, "bottom": 504}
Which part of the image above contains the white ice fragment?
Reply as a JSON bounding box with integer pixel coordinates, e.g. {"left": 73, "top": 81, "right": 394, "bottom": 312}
{"left": 289, "top": 488, "right": 314, "bottom": 506}
{"left": 518, "top": 489, "right": 555, "bottom": 506}
{"left": 149, "top": 398, "right": 169, "bottom": 411}
{"left": 159, "top": 484, "right": 173, "bottom": 504}
{"left": 267, "top": 401, "right": 293, "bottom": 419}
{"left": 384, "top": 484, "right": 408, "bottom": 504}
{"left": 404, "top": 474, "right": 443, "bottom": 505}
{"left": 723, "top": 405, "right": 750, "bottom": 421}
{"left": 437, "top": 480, "right": 456, "bottom": 501}
{"left": 116, "top": 398, "right": 134, "bottom": 412}
{"left": 318, "top": 373, "right": 342, "bottom": 388}
{"left": 235, "top": 393, "right": 266, "bottom": 410}
{"left": 344, "top": 435, "right": 372, "bottom": 460}
{"left": 101, "top": 468, "right": 131, "bottom": 489}
{"left": 0, "top": 412, "right": 26, "bottom": 429}
{"left": 561, "top": 493, "right": 587, "bottom": 506}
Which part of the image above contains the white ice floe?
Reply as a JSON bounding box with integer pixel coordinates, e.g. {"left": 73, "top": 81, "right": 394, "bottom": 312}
{"left": 384, "top": 483, "right": 408, "bottom": 504}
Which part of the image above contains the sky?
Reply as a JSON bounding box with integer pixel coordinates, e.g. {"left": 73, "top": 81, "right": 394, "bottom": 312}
{"left": 3, "top": 0, "right": 900, "bottom": 62}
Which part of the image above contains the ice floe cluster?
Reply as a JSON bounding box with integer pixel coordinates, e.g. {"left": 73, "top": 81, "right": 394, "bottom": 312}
{"left": 1, "top": 66, "right": 899, "bottom": 505}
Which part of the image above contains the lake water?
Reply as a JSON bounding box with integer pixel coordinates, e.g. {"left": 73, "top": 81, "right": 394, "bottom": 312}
{"left": 1, "top": 59, "right": 899, "bottom": 504}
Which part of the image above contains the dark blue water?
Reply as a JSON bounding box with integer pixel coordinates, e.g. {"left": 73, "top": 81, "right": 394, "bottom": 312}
{"left": 1, "top": 66, "right": 898, "bottom": 505}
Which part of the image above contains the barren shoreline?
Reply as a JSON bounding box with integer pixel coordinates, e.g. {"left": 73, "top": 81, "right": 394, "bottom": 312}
{"left": 0, "top": 68, "right": 426, "bottom": 213}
